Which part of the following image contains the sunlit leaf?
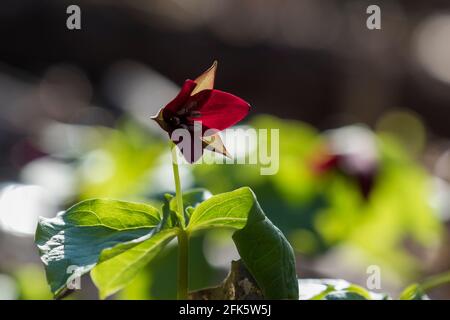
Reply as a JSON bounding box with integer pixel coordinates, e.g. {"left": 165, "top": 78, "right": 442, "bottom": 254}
{"left": 188, "top": 187, "right": 299, "bottom": 299}
{"left": 35, "top": 199, "right": 162, "bottom": 298}
{"left": 91, "top": 228, "right": 178, "bottom": 299}
{"left": 162, "top": 189, "right": 212, "bottom": 228}
{"left": 34, "top": 186, "right": 342, "bottom": 301}
{"left": 323, "top": 291, "right": 367, "bottom": 300}
{"left": 399, "top": 284, "right": 429, "bottom": 300}
{"left": 298, "top": 278, "right": 389, "bottom": 300}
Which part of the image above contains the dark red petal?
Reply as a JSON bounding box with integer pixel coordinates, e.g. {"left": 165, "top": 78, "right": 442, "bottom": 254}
{"left": 188, "top": 89, "right": 250, "bottom": 132}
{"left": 311, "top": 154, "right": 339, "bottom": 174}
{"left": 163, "top": 79, "right": 197, "bottom": 115}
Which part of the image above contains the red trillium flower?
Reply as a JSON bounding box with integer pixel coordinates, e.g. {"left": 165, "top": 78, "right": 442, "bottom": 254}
{"left": 151, "top": 61, "right": 250, "bottom": 163}
{"left": 311, "top": 126, "right": 379, "bottom": 199}
{"left": 312, "top": 150, "right": 377, "bottom": 199}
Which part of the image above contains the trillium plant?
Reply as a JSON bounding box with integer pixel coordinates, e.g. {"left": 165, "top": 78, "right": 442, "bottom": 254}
{"left": 35, "top": 62, "right": 299, "bottom": 300}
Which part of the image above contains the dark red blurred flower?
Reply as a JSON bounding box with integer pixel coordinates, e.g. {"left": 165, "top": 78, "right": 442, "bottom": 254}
{"left": 312, "top": 146, "right": 378, "bottom": 199}
{"left": 152, "top": 61, "right": 250, "bottom": 163}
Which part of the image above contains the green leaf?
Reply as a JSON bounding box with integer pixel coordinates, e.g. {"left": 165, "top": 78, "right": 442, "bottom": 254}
{"left": 162, "top": 189, "right": 212, "bottom": 229}
{"left": 37, "top": 187, "right": 297, "bottom": 300}
{"left": 298, "top": 279, "right": 348, "bottom": 300}
{"left": 91, "top": 228, "right": 178, "bottom": 299}
{"left": 88, "top": 189, "right": 210, "bottom": 299}
{"left": 298, "top": 279, "right": 390, "bottom": 300}
{"left": 35, "top": 199, "right": 162, "bottom": 297}
{"left": 179, "top": 188, "right": 212, "bottom": 211}
{"left": 169, "top": 188, "right": 212, "bottom": 223}
{"left": 187, "top": 187, "right": 254, "bottom": 231}
{"left": 399, "top": 284, "right": 429, "bottom": 300}
{"left": 399, "top": 271, "right": 450, "bottom": 300}
{"left": 188, "top": 187, "right": 299, "bottom": 299}
{"left": 323, "top": 291, "right": 367, "bottom": 300}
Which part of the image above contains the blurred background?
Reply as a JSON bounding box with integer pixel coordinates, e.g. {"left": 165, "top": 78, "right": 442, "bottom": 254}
{"left": 1, "top": 0, "right": 450, "bottom": 299}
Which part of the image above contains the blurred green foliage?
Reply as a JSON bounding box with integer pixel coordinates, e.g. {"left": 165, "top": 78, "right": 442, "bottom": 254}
{"left": 195, "top": 116, "right": 441, "bottom": 279}
{"left": 14, "top": 265, "right": 53, "bottom": 300}
{"left": 77, "top": 120, "right": 165, "bottom": 200}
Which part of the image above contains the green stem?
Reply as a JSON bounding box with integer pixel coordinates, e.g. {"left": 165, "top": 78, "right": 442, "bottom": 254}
{"left": 176, "top": 229, "right": 189, "bottom": 300}
{"left": 170, "top": 142, "right": 185, "bottom": 228}
{"left": 170, "top": 142, "right": 189, "bottom": 300}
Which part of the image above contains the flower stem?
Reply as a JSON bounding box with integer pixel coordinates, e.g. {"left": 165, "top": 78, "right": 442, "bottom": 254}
{"left": 169, "top": 142, "right": 188, "bottom": 299}
{"left": 170, "top": 142, "right": 185, "bottom": 228}
{"left": 176, "top": 229, "right": 189, "bottom": 300}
